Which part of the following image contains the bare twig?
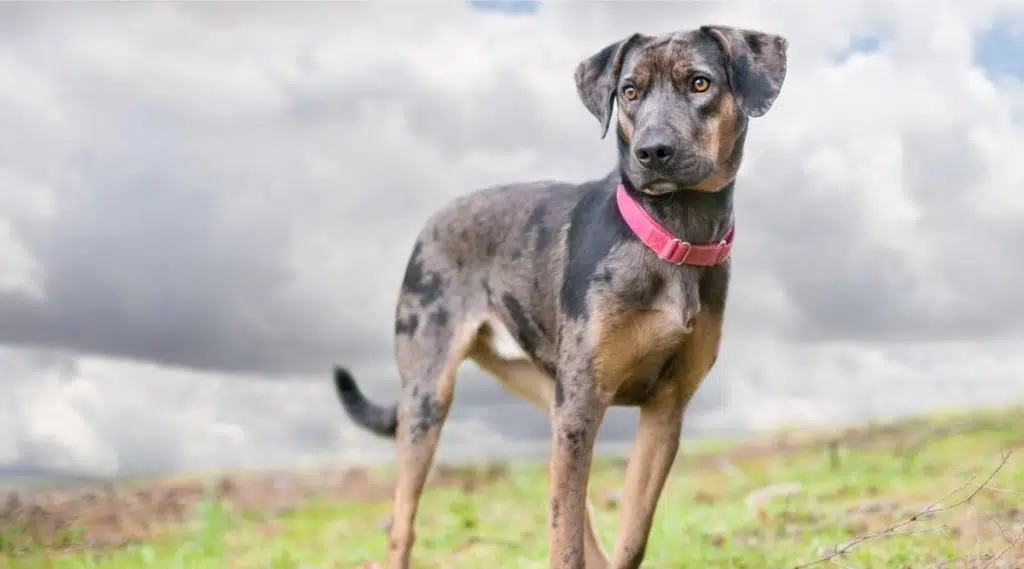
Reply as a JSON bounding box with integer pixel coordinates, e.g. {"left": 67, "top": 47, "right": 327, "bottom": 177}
{"left": 981, "top": 486, "right": 1024, "bottom": 497}
{"left": 793, "top": 450, "right": 1013, "bottom": 569}
{"left": 979, "top": 530, "right": 1024, "bottom": 569}
{"left": 987, "top": 513, "right": 1013, "bottom": 543}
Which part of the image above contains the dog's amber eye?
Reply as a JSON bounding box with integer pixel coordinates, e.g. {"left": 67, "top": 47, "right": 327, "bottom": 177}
{"left": 621, "top": 86, "right": 639, "bottom": 101}
{"left": 691, "top": 76, "right": 711, "bottom": 93}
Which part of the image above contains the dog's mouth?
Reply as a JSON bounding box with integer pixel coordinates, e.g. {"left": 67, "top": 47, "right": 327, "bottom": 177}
{"left": 639, "top": 180, "right": 681, "bottom": 195}
{"left": 635, "top": 159, "right": 716, "bottom": 195}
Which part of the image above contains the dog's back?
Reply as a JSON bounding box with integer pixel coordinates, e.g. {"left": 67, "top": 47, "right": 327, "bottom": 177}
{"left": 397, "top": 179, "right": 587, "bottom": 351}
{"left": 414, "top": 180, "right": 580, "bottom": 279}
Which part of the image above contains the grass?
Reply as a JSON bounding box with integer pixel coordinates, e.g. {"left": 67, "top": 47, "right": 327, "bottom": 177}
{"left": 3, "top": 406, "right": 1023, "bottom": 568}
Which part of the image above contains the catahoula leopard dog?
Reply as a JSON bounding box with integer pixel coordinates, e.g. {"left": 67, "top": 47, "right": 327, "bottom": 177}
{"left": 333, "top": 25, "right": 788, "bottom": 569}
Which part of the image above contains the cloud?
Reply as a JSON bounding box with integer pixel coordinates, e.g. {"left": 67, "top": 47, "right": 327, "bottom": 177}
{"left": 3, "top": 335, "right": 1022, "bottom": 479}
{"left": 0, "top": 347, "right": 584, "bottom": 479}
{"left": 0, "top": 1, "right": 1022, "bottom": 476}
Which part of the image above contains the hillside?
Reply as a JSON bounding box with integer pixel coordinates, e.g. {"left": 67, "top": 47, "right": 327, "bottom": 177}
{"left": 2, "top": 406, "right": 1022, "bottom": 568}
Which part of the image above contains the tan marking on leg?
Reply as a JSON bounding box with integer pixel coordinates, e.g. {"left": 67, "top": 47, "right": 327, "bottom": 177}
{"left": 607, "top": 311, "right": 723, "bottom": 568}
{"left": 609, "top": 390, "right": 685, "bottom": 569}
{"left": 583, "top": 500, "right": 610, "bottom": 569}
{"left": 469, "top": 337, "right": 554, "bottom": 410}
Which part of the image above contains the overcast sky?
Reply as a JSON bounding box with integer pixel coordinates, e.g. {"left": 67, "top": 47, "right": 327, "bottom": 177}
{"left": 1, "top": 0, "right": 1023, "bottom": 480}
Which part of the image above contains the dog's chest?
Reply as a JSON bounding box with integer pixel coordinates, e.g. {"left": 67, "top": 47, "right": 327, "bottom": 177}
{"left": 593, "top": 266, "right": 702, "bottom": 405}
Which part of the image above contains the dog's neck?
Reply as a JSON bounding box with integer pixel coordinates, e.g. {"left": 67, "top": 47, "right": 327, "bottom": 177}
{"left": 617, "top": 172, "right": 735, "bottom": 245}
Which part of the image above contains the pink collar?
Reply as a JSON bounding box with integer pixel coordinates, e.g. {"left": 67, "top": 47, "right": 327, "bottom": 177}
{"left": 615, "top": 183, "right": 734, "bottom": 266}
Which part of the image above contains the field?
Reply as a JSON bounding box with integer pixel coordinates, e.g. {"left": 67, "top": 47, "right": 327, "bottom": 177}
{"left": 2, "top": 406, "right": 1022, "bottom": 568}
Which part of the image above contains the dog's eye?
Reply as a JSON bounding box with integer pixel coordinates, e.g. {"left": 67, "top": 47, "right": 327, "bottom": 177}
{"left": 691, "top": 76, "right": 711, "bottom": 93}
{"left": 621, "top": 86, "right": 639, "bottom": 101}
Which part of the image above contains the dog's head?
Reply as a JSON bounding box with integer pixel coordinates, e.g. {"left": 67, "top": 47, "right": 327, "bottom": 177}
{"left": 574, "top": 26, "right": 788, "bottom": 195}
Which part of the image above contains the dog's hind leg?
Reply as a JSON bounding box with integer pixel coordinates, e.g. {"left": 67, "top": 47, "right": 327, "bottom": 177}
{"left": 387, "top": 301, "right": 477, "bottom": 569}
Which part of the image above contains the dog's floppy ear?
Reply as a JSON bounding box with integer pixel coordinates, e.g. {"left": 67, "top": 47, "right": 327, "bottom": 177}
{"left": 573, "top": 33, "right": 646, "bottom": 139}
{"left": 701, "top": 25, "right": 788, "bottom": 118}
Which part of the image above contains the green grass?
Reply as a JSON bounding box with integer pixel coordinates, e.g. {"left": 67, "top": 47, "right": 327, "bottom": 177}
{"left": 4, "top": 406, "right": 1023, "bottom": 569}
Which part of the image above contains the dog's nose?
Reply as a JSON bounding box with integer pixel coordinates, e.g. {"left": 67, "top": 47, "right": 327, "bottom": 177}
{"left": 634, "top": 136, "right": 676, "bottom": 170}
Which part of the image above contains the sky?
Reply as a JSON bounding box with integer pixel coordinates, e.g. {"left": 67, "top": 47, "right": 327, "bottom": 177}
{"left": 1, "top": 0, "right": 1023, "bottom": 481}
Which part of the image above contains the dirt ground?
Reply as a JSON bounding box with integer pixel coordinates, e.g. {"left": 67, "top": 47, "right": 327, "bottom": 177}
{"left": 0, "top": 463, "right": 507, "bottom": 552}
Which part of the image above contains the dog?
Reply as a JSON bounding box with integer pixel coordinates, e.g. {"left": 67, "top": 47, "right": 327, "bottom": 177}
{"left": 333, "top": 25, "right": 788, "bottom": 569}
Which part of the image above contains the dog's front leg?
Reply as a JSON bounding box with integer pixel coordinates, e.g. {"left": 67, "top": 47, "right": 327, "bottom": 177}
{"left": 548, "top": 374, "right": 607, "bottom": 569}
{"left": 608, "top": 389, "right": 685, "bottom": 569}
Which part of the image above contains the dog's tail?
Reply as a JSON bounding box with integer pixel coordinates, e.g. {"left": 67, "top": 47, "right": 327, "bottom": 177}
{"left": 333, "top": 366, "right": 398, "bottom": 438}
